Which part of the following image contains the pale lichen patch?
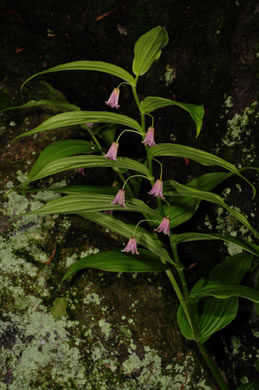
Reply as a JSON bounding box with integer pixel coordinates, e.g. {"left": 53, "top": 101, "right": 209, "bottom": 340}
{"left": 0, "top": 175, "right": 213, "bottom": 389}
{"left": 98, "top": 319, "right": 112, "bottom": 339}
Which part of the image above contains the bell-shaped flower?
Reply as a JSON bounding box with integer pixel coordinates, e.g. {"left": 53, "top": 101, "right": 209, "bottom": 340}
{"left": 104, "top": 210, "right": 113, "bottom": 216}
{"left": 105, "top": 142, "right": 119, "bottom": 160}
{"left": 112, "top": 189, "right": 126, "bottom": 207}
{"left": 74, "top": 168, "right": 86, "bottom": 176}
{"left": 142, "top": 127, "right": 156, "bottom": 147}
{"left": 154, "top": 217, "right": 170, "bottom": 236}
{"left": 122, "top": 237, "right": 139, "bottom": 255}
{"left": 105, "top": 88, "right": 120, "bottom": 109}
{"left": 147, "top": 179, "right": 165, "bottom": 199}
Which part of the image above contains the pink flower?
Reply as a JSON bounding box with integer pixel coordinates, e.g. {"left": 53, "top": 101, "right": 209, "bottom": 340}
{"left": 154, "top": 217, "right": 170, "bottom": 236}
{"left": 74, "top": 168, "right": 86, "bottom": 176}
{"left": 105, "top": 142, "right": 119, "bottom": 160}
{"left": 147, "top": 179, "right": 165, "bottom": 199}
{"left": 104, "top": 210, "right": 113, "bottom": 216}
{"left": 105, "top": 88, "right": 120, "bottom": 109}
{"left": 122, "top": 237, "right": 139, "bottom": 255}
{"left": 85, "top": 122, "right": 94, "bottom": 128}
{"left": 112, "top": 189, "right": 126, "bottom": 207}
{"left": 142, "top": 127, "right": 156, "bottom": 147}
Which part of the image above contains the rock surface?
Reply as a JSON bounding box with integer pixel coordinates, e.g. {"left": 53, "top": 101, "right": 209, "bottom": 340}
{"left": 0, "top": 0, "right": 259, "bottom": 388}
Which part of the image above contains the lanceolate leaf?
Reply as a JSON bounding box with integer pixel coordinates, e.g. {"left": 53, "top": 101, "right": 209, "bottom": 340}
{"left": 0, "top": 99, "right": 80, "bottom": 113}
{"left": 19, "top": 192, "right": 168, "bottom": 261}
{"left": 23, "top": 155, "right": 150, "bottom": 184}
{"left": 139, "top": 97, "right": 204, "bottom": 137}
{"left": 149, "top": 143, "right": 237, "bottom": 170}
{"left": 24, "top": 193, "right": 160, "bottom": 218}
{"left": 171, "top": 232, "right": 259, "bottom": 257}
{"left": 21, "top": 61, "right": 136, "bottom": 89}
{"left": 149, "top": 143, "right": 255, "bottom": 196}
{"left": 189, "top": 284, "right": 259, "bottom": 303}
{"left": 132, "top": 26, "right": 168, "bottom": 76}
{"left": 170, "top": 180, "right": 259, "bottom": 238}
{"left": 14, "top": 111, "right": 143, "bottom": 141}
{"left": 236, "top": 383, "right": 259, "bottom": 390}
{"left": 24, "top": 140, "right": 97, "bottom": 187}
{"left": 177, "top": 253, "right": 253, "bottom": 343}
{"left": 177, "top": 296, "right": 238, "bottom": 343}
{"left": 164, "top": 172, "right": 233, "bottom": 227}
{"left": 79, "top": 211, "right": 171, "bottom": 263}
{"left": 192, "top": 253, "right": 253, "bottom": 288}
{"left": 53, "top": 185, "right": 119, "bottom": 195}
{"left": 62, "top": 249, "right": 169, "bottom": 282}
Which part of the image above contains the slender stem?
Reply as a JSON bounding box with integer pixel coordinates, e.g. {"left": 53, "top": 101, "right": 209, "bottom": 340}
{"left": 152, "top": 158, "right": 163, "bottom": 180}
{"left": 156, "top": 197, "right": 165, "bottom": 217}
{"left": 131, "top": 83, "right": 144, "bottom": 133}
{"left": 131, "top": 80, "right": 165, "bottom": 217}
{"left": 169, "top": 244, "right": 230, "bottom": 390}
{"left": 166, "top": 268, "right": 230, "bottom": 390}
{"left": 84, "top": 124, "right": 103, "bottom": 153}
{"left": 132, "top": 76, "right": 229, "bottom": 390}
{"left": 172, "top": 242, "right": 189, "bottom": 297}
{"left": 116, "top": 169, "right": 135, "bottom": 197}
{"left": 197, "top": 343, "right": 230, "bottom": 390}
{"left": 116, "top": 129, "right": 142, "bottom": 143}
{"left": 82, "top": 124, "right": 136, "bottom": 197}
{"left": 131, "top": 81, "right": 154, "bottom": 174}
{"left": 165, "top": 269, "right": 195, "bottom": 335}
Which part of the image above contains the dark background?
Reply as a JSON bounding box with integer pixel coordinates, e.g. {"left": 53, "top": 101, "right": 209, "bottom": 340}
{"left": 1, "top": 0, "right": 259, "bottom": 386}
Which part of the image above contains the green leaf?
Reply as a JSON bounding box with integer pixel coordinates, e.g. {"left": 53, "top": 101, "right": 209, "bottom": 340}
{"left": 164, "top": 172, "right": 233, "bottom": 227}
{"left": 139, "top": 97, "right": 204, "bottom": 137}
{"left": 149, "top": 143, "right": 255, "bottom": 196}
{"left": 24, "top": 140, "right": 97, "bottom": 188}
{"left": 173, "top": 172, "right": 233, "bottom": 192}
{"left": 178, "top": 296, "right": 239, "bottom": 343}
{"left": 132, "top": 26, "right": 168, "bottom": 76}
{"left": 24, "top": 192, "right": 160, "bottom": 218}
{"left": 21, "top": 61, "right": 135, "bottom": 89}
{"left": 189, "top": 284, "right": 259, "bottom": 303}
{"left": 150, "top": 143, "right": 236, "bottom": 170}
{"left": 53, "top": 185, "right": 119, "bottom": 195}
{"left": 18, "top": 191, "right": 170, "bottom": 261}
{"left": 14, "top": 111, "right": 143, "bottom": 141}
{"left": 22, "top": 155, "right": 150, "bottom": 184}
{"left": 0, "top": 99, "right": 80, "bottom": 113}
{"left": 171, "top": 232, "right": 259, "bottom": 257}
{"left": 170, "top": 180, "right": 259, "bottom": 238}
{"left": 79, "top": 211, "right": 171, "bottom": 262}
{"left": 62, "top": 249, "right": 169, "bottom": 282}
{"left": 236, "top": 383, "right": 259, "bottom": 390}
{"left": 177, "top": 253, "right": 253, "bottom": 343}
{"left": 200, "top": 253, "right": 253, "bottom": 284}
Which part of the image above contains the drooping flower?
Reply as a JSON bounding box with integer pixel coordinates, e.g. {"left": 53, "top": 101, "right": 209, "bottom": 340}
{"left": 74, "top": 168, "right": 86, "bottom": 176}
{"left": 105, "top": 88, "right": 120, "bottom": 109}
{"left": 142, "top": 127, "right": 156, "bottom": 147}
{"left": 184, "top": 158, "right": 189, "bottom": 167}
{"left": 147, "top": 179, "right": 165, "bottom": 199}
{"left": 112, "top": 189, "right": 126, "bottom": 207}
{"left": 122, "top": 237, "right": 139, "bottom": 255}
{"left": 105, "top": 142, "right": 119, "bottom": 160}
{"left": 104, "top": 210, "right": 113, "bottom": 216}
{"left": 154, "top": 217, "right": 170, "bottom": 236}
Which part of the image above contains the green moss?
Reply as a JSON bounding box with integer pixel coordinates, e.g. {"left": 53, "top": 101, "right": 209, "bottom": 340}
{"left": 50, "top": 297, "right": 68, "bottom": 319}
